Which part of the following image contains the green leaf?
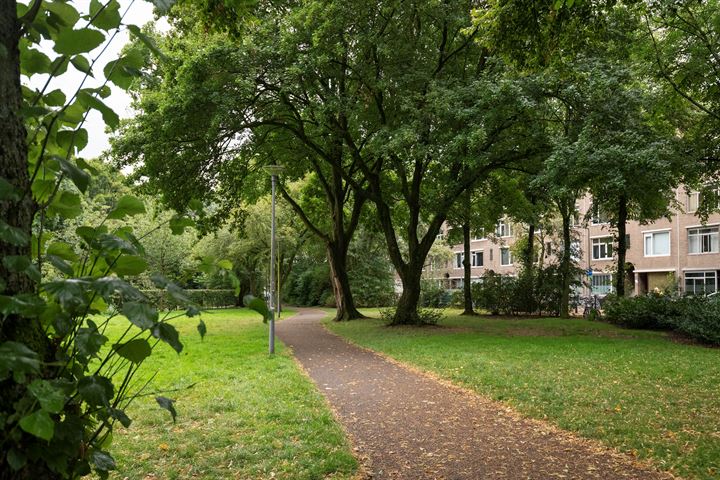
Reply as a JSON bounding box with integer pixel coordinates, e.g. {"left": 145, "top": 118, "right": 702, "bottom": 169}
{"left": 57, "top": 157, "right": 90, "bottom": 192}
{"left": 121, "top": 301, "right": 158, "bottom": 329}
{"left": 91, "top": 450, "right": 116, "bottom": 473}
{"left": 0, "top": 177, "right": 20, "bottom": 201}
{"left": 112, "top": 254, "right": 148, "bottom": 276}
{"left": 169, "top": 215, "right": 195, "bottom": 235}
{"left": 70, "top": 55, "right": 92, "bottom": 76}
{"left": 44, "top": 279, "right": 90, "bottom": 310}
{"left": 216, "top": 259, "right": 233, "bottom": 270}
{"left": 90, "top": 0, "right": 122, "bottom": 30}
{"left": 44, "top": 89, "right": 66, "bottom": 106}
{"left": 75, "top": 324, "right": 108, "bottom": 358}
{"left": 2, "top": 255, "right": 31, "bottom": 272}
{"left": 112, "top": 339, "right": 151, "bottom": 363}
{"left": 45, "top": 1, "right": 81, "bottom": 26}
{"left": 0, "top": 341, "right": 40, "bottom": 382}
{"left": 77, "top": 91, "right": 119, "bottom": 129}
{"left": 49, "top": 191, "right": 82, "bottom": 219}
{"left": 78, "top": 375, "right": 114, "bottom": 406}
{"left": 127, "top": 25, "right": 167, "bottom": 61}
{"left": 60, "top": 99, "right": 86, "bottom": 126}
{"left": 96, "top": 233, "right": 136, "bottom": 253}
{"left": 0, "top": 294, "right": 46, "bottom": 318}
{"left": 152, "top": 323, "right": 183, "bottom": 353}
{"left": 6, "top": 449, "right": 26, "bottom": 471}
{"left": 109, "top": 408, "right": 131, "bottom": 428}
{"left": 54, "top": 28, "right": 106, "bottom": 56}
{"left": 28, "top": 379, "right": 65, "bottom": 414}
{"left": 243, "top": 295, "right": 271, "bottom": 323}
{"left": 0, "top": 220, "right": 30, "bottom": 246}
{"left": 20, "top": 47, "right": 52, "bottom": 75}
{"left": 47, "top": 254, "right": 74, "bottom": 276}
{"left": 197, "top": 319, "right": 207, "bottom": 340}
{"left": 155, "top": 396, "right": 177, "bottom": 422}
{"left": 19, "top": 410, "right": 54, "bottom": 441}
{"left": 46, "top": 241, "right": 78, "bottom": 261}
{"left": 107, "top": 195, "right": 145, "bottom": 219}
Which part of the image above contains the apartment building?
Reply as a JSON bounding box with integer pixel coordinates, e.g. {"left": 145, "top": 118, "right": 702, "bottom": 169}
{"left": 429, "top": 188, "right": 720, "bottom": 297}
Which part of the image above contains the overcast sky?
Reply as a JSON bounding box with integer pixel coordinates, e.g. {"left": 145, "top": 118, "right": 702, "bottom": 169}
{"left": 28, "top": 0, "right": 170, "bottom": 159}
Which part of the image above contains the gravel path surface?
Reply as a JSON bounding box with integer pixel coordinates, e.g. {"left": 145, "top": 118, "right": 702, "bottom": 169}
{"left": 276, "top": 309, "right": 673, "bottom": 480}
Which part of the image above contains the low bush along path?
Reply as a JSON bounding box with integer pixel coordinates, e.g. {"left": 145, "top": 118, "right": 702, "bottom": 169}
{"left": 276, "top": 308, "right": 673, "bottom": 480}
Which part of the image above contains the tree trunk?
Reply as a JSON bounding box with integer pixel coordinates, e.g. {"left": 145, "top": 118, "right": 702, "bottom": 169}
{"left": 0, "top": 5, "right": 57, "bottom": 478}
{"left": 559, "top": 209, "right": 572, "bottom": 318}
{"left": 393, "top": 263, "right": 423, "bottom": 325}
{"left": 327, "top": 242, "right": 364, "bottom": 321}
{"left": 461, "top": 220, "right": 475, "bottom": 315}
{"left": 615, "top": 196, "right": 628, "bottom": 297}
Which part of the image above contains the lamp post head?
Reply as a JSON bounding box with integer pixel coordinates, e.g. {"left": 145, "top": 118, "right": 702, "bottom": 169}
{"left": 263, "top": 165, "right": 285, "bottom": 176}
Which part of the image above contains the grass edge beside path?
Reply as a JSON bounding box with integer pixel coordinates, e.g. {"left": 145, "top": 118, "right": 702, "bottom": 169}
{"left": 324, "top": 309, "right": 720, "bottom": 480}
{"left": 104, "top": 308, "right": 358, "bottom": 480}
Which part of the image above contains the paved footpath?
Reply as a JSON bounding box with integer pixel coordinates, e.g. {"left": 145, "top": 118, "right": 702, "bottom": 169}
{"left": 276, "top": 309, "right": 674, "bottom": 480}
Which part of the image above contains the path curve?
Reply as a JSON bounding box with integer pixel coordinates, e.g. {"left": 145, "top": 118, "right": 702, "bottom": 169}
{"left": 276, "top": 309, "right": 673, "bottom": 480}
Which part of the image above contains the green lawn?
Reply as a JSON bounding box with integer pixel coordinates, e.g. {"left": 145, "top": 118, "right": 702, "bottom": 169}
{"left": 326, "top": 309, "right": 720, "bottom": 480}
{"left": 104, "top": 308, "right": 357, "bottom": 480}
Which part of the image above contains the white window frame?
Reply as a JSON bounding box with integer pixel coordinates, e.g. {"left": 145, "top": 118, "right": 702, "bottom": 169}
{"left": 684, "top": 271, "right": 718, "bottom": 295}
{"left": 688, "top": 225, "right": 720, "bottom": 254}
{"left": 454, "top": 252, "right": 464, "bottom": 269}
{"left": 590, "top": 273, "right": 614, "bottom": 295}
{"left": 591, "top": 206, "right": 610, "bottom": 225}
{"left": 643, "top": 230, "right": 671, "bottom": 257}
{"left": 591, "top": 236, "right": 613, "bottom": 260}
{"left": 495, "top": 220, "right": 512, "bottom": 238}
{"left": 500, "top": 247, "right": 513, "bottom": 266}
{"left": 471, "top": 250, "right": 483, "bottom": 267}
{"left": 687, "top": 191, "right": 700, "bottom": 213}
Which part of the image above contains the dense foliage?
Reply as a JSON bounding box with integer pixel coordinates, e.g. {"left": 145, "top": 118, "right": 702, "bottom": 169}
{"left": 603, "top": 293, "right": 720, "bottom": 345}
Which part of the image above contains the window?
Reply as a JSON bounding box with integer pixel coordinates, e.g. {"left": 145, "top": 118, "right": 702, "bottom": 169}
{"left": 454, "top": 252, "right": 464, "bottom": 269}
{"left": 687, "top": 188, "right": 720, "bottom": 213}
{"left": 472, "top": 228, "right": 486, "bottom": 241}
{"left": 687, "top": 192, "right": 700, "bottom": 213}
{"left": 471, "top": 251, "right": 483, "bottom": 267}
{"left": 591, "top": 206, "right": 610, "bottom": 225}
{"left": 591, "top": 273, "right": 613, "bottom": 295}
{"left": 592, "top": 237, "right": 613, "bottom": 260}
{"left": 495, "top": 220, "right": 512, "bottom": 237}
{"left": 688, "top": 226, "right": 719, "bottom": 254}
{"left": 685, "top": 271, "right": 717, "bottom": 295}
{"left": 644, "top": 231, "right": 671, "bottom": 257}
{"left": 500, "top": 247, "right": 513, "bottom": 266}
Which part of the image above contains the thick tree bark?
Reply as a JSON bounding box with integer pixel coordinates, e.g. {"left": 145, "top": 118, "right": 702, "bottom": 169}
{"left": 0, "top": 4, "right": 57, "bottom": 478}
{"left": 461, "top": 220, "right": 475, "bottom": 315}
{"left": 615, "top": 195, "right": 628, "bottom": 297}
{"left": 327, "top": 241, "right": 364, "bottom": 321}
{"left": 394, "top": 262, "right": 423, "bottom": 325}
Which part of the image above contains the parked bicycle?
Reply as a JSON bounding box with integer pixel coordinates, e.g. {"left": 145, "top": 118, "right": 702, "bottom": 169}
{"left": 582, "top": 295, "right": 602, "bottom": 319}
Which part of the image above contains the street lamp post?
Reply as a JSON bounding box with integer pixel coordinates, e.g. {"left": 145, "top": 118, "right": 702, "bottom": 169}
{"left": 263, "top": 165, "right": 284, "bottom": 354}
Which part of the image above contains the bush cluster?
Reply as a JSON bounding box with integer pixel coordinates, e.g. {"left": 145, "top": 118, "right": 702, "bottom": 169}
{"left": 603, "top": 293, "right": 720, "bottom": 345}
{"left": 140, "top": 289, "right": 238, "bottom": 310}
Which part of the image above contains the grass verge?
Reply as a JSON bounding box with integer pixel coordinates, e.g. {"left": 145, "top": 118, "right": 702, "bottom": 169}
{"left": 105, "top": 308, "right": 357, "bottom": 480}
{"left": 326, "top": 308, "right": 720, "bottom": 480}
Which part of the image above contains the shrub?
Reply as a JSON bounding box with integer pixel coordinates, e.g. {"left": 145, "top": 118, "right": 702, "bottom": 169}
{"left": 139, "top": 289, "right": 238, "bottom": 310}
{"left": 420, "top": 280, "right": 451, "bottom": 308}
{"left": 472, "top": 271, "right": 518, "bottom": 315}
{"left": 379, "top": 306, "right": 442, "bottom": 325}
{"left": 603, "top": 294, "right": 720, "bottom": 345}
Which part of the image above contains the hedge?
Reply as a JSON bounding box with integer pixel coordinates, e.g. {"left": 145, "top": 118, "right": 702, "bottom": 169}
{"left": 139, "top": 289, "right": 238, "bottom": 310}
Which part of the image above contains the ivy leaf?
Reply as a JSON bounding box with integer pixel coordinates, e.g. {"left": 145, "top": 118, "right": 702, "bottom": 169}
{"left": 54, "top": 28, "right": 106, "bottom": 56}
{"left": 152, "top": 323, "right": 183, "bottom": 353}
{"left": 112, "top": 255, "right": 148, "bottom": 276}
{"left": 20, "top": 47, "right": 52, "bottom": 75}
{"left": 169, "top": 215, "right": 195, "bottom": 235}
{"left": 109, "top": 408, "right": 132, "bottom": 428}
{"left": 91, "top": 450, "right": 116, "bottom": 473}
{"left": 28, "top": 379, "right": 65, "bottom": 414}
{"left": 155, "top": 396, "right": 177, "bottom": 422}
{"left": 78, "top": 375, "right": 114, "bottom": 407}
{"left": 0, "top": 177, "right": 20, "bottom": 201}
{"left": 112, "top": 339, "right": 151, "bottom": 363}
{"left": 45, "top": 1, "right": 80, "bottom": 26}
{"left": 57, "top": 157, "right": 91, "bottom": 193}
{"left": 47, "top": 254, "right": 74, "bottom": 276}
{"left": 197, "top": 319, "right": 207, "bottom": 340}
{"left": 89, "top": 0, "right": 122, "bottom": 30}
{"left": 49, "top": 191, "right": 82, "bottom": 219}
{"left": 6, "top": 449, "right": 26, "bottom": 471}
{"left": 44, "top": 89, "right": 66, "bottom": 106}
{"left": 127, "top": 25, "right": 167, "bottom": 61}
{"left": 19, "top": 410, "right": 55, "bottom": 441}
{"left": 77, "top": 91, "right": 119, "bottom": 129}
{"left": 2, "top": 255, "right": 31, "bottom": 272}
{"left": 0, "top": 341, "right": 40, "bottom": 382}
{"left": 0, "top": 220, "right": 30, "bottom": 246}
{"left": 243, "top": 295, "right": 270, "bottom": 323}
{"left": 107, "top": 195, "right": 145, "bottom": 219}
{"left": 70, "top": 55, "right": 92, "bottom": 76}
{"left": 46, "top": 241, "right": 78, "bottom": 261}
{"left": 75, "top": 325, "right": 108, "bottom": 359}
{"left": 121, "top": 301, "right": 158, "bottom": 330}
